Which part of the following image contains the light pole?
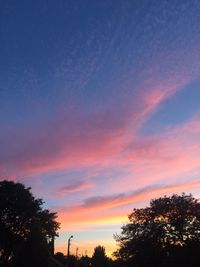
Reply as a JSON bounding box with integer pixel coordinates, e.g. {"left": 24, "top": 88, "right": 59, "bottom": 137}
{"left": 67, "top": 235, "right": 73, "bottom": 258}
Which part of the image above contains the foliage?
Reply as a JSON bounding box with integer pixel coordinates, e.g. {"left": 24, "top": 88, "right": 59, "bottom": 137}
{"left": 114, "top": 193, "right": 200, "bottom": 267}
{"left": 54, "top": 252, "right": 66, "bottom": 265}
{"left": 78, "top": 255, "right": 91, "bottom": 267}
{"left": 68, "top": 255, "right": 78, "bottom": 267}
{"left": 91, "top": 246, "right": 108, "bottom": 267}
{"left": 0, "top": 180, "right": 60, "bottom": 267}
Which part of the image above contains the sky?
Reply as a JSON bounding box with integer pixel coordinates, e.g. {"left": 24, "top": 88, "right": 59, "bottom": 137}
{"left": 1, "top": 0, "right": 200, "bottom": 257}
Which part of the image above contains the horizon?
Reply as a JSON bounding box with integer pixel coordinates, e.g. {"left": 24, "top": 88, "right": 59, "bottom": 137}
{"left": 1, "top": 0, "right": 200, "bottom": 257}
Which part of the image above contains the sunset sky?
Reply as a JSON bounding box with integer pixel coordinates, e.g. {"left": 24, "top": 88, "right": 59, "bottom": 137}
{"left": 1, "top": 0, "right": 200, "bottom": 257}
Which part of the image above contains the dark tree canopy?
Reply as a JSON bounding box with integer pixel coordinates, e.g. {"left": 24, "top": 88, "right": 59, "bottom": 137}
{"left": 78, "top": 255, "right": 91, "bottom": 267}
{"left": 91, "top": 246, "right": 108, "bottom": 267}
{"left": 0, "top": 180, "right": 60, "bottom": 267}
{"left": 114, "top": 193, "right": 200, "bottom": 267}
{"left": 54, "top": 252, "right": 66, "bottom": 265}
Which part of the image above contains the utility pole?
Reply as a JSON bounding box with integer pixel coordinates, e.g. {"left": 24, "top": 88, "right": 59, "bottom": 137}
{"left": 67, "top": 235, "right": 73, "bottom": 258}
{"left": 67, "top": 235, "right": 73, "bottom": 267}
{"left": 76, "top": 247, "right": 78, "bottom": 258}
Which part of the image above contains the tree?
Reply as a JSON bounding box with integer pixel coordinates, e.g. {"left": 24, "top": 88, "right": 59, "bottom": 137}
{"left": 54, "top": 252, "right": 66, "bottom": 265}
{"left": 91, "top": 246, "right": 108, "bottom": 267}
{"left": 114, "top": 193, "right": 200, "bottom": 267}
{"left": 78, "top": 255, "right": 91, "bottom": 267}
{"left": 0, "top": 180, "right": 60, "bottom": 267}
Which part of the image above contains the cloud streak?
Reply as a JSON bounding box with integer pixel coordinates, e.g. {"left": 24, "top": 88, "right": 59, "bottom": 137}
{"left": 78, "top": 179, "right": 200, "bottom": 210}
{"left": 0, "top": 74, "right": 197, "bottom": 179}
{"left": 58, "top": 181, "right": 94, "bottom": 194}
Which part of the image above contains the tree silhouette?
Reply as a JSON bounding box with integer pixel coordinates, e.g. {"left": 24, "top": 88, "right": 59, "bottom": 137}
{"left": 78, "top": 255, "right": 91, "bottom": 267}
{"left": 54, "top": 252, "right": 66, "bottom": 265}
{"left": 91, "top": 246, "right": 108, "bottom": 267}
{"left": 114, "top": 193, "right": 200, "bottom": 267}
{"left": 0, "top": 180, "right": 60, "bottom": 267}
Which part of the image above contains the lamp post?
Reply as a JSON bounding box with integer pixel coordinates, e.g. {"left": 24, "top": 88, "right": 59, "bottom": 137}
{"left": 67, "top": 235, "right": 73, "bottom": 258}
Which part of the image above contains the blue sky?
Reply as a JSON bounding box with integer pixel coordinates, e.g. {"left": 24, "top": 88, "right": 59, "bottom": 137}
{"left": 1, "top": 0, "right": 200, "bottom": 256}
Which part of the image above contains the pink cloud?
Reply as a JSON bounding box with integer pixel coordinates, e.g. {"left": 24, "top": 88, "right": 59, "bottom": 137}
{"left": 58, "top": 181, "right": 94, "bottom": 194}
{"left": 63, "top": 179, "right": 200, "bottom": 211}
{"left": 102, "top": 117, "right": 199, "bottom": 194}
{"left": 0, "top": 82, "right": 190, "bottom": 178}
{"left": 56, "top": 178, "right": 200, "bottom": 232}
{"left": 0, "top": 118, "right": 127, "bottom": 177}
{"left": 1, "top": 42, "right": 200, "bottom": 184}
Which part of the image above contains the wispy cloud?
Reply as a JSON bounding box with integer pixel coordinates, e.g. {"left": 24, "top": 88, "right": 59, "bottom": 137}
{"left": 0, "top": 74, "right": 195, "bottom": 179}
{"left": 76, "top": 179, "right": 200, "bottom": 211}
{"left": 58, "top": 181, "right": 94, "bottom": 194}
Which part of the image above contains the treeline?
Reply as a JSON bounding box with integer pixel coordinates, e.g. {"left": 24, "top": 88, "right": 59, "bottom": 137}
{"left": 54, "top": 246, "right": 122, "bottom": 267}
{"left": 1, "top": 180, "right": 200, "bottom": 267}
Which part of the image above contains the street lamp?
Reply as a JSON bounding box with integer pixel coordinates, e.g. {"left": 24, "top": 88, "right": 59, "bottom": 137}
{"left": 67, "top": 235, "right": 73, "bottom": 258}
